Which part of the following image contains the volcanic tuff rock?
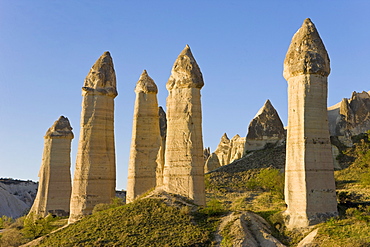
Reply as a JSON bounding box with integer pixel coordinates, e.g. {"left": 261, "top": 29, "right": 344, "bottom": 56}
{"left": 283, "top": 18, "right": 337, "bottom": 229}
{"left": 127, "top": 70, "right": 161, "bottom": 202}
{"left": 214, "top": 133, "right": 231, "bottom": 166}
{"left": 217, "top": 212, "right": 286, "bottom": 247}
{"left": 204, "top": 153, "right": 221, "bottom": 173}
{"left": 328, "top": 91, "right": 370, "bottom": 144}
{"left": 29, "top": 116, "right": 73, "bottom": 218}
{"left": 69, "top": 51, "right": 117, "bottom": 224}
{"left": 245, "top": 100, "right": 286, "bottom": 152}
{"left": 156, "top": 106, "right": 167, "bottom": 188}
{"left": 162, "top": 45, "right": 206, "bottom": 206}
{"left": 0, "top": 179, "right": 37, "bottom": 218}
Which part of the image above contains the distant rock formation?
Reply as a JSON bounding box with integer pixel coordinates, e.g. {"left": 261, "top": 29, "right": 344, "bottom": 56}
{"left": 204, "top": 153, "right": 221, "bottom": 173}
{"left": 162, "top": 45, "right": 206, "bottom": 206}
{"left": 214, "top": 133, "right": 245, "bottom": 167}
{"left": 29, "top": 116, "right": 73, "bottom": 217}
{"left": 328, "top": 91, "right": 370, "bottom": 145}
{"left": 203, "top": 147, "right": 211, "bottom": 161}
{"left": 127, "top": 70, "right": 161, "bottom": 202}
{"left": 156, "top": 106, "right": 167, "bottom": 188}
{"left": 214, "top": 133, "right": 231, "bottom": 166}
{"left": 244, "top": 100, "right": 285, "bottom": 152}
{"left": 0, "top": 179, "right": 37, "bottom": 218}
{"left": 283, "top": 18, "right": 337, "bottom": 229}
{"left": 69, "top": 51, "right": 118, "bottom": 224}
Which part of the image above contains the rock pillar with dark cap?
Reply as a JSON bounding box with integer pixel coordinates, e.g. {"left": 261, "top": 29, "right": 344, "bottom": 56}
{"left": 283, "top": 19, "right": 338, "bottom": 228}
{"left": 29, "top": 116, "right": 73, "bottom": 217}
{"left": 163, "top": 45, "right": 206, "bottom": 206}
{"left": 126, "top": 70, "right": 161, "bottom": 202}
{"left": 69, "top": 52, "right": 117, "bottom": 223}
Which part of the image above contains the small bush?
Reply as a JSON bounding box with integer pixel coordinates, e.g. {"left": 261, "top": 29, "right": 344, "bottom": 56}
{"left": 0, "top": 215, "right": 13, "bottom": 229}
{"left": 22, "top": 213, "right": 54, "bottom": 239}
{"left": 200, "top": 198, "right": 226, "bottom": 216}
{"left": 246, "top": 168, "right": 284, "bottom": 199}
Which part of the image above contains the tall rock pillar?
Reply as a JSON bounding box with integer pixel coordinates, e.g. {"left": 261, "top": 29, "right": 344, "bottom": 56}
{"left": 29, "top": 116, "right": 73, "bottom": 217}
{"left": 163, "top": 45, "right": 206, "bottom": 206}
{"left": 127, "top": 70, "right": 161, "bottom": 202}
{"left": 283, "top": 19, "right": 338, "bottom": 228}
{"left": 69, "top": 52, "right": 117, "bottom": 223}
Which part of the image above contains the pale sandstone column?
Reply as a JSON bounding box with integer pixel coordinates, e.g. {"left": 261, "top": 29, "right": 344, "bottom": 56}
{"left": 283, "top": 19, "right": 338, "bottom": 228}
{"left": 29, "top": 116, "right": 73, "bottom": 217}
{"left": 69, "top": 52, "right": 117, "bottom": 223}
{"left": 126, "top": 70, "right": 161, "bottom": 202}
{"left": 163, "top": 45, "right": 206, "bottom": 206}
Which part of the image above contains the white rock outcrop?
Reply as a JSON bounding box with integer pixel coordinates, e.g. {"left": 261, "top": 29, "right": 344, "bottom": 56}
{"left": 0, "top": 179, "right": 37, "bottom": 218}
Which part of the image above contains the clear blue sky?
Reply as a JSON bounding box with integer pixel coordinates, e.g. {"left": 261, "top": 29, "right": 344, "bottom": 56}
{"left": 1, "top": 1, "right": 370, "bottom": 190}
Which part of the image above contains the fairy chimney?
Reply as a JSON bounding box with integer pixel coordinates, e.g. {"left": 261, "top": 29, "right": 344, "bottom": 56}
{"left": 162, "top": 45, "right": 206, "bottom": 206}
{"left": 126, "top": 70, "right": 161, "bottom": 202}
{"left": 69, "top": 52, "right": 117, "bottom": 223}
{"left": 283, "top": 19, "right": 338, "bottom": 229}
{"left": 29, "top": 116, "right": 73, "bottom": 217}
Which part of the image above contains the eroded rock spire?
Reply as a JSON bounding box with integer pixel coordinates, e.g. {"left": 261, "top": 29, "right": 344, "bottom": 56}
{"left": 29, "top": 116, "right": 73, "bottom": 218}
{"left": 283, "top": 19, "right": 337, "bottom": 229}
{"left": 127, "top": 70, "right": 161, "bottom": 202}
{"left": 69, "top": 52, "right": 117, "bottom": 223}
{"left": 163, "top": 45, "right": 206, "bottom": 205}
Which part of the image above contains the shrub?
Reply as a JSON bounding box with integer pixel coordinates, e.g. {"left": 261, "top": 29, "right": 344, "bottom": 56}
{"left": 246, "top": 168, "right": 284, "bottom": 199}
{"left": 22, "top": 213, "right": 54, "bottom": 239}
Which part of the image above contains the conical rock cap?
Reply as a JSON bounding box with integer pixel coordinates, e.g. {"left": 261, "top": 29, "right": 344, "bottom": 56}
{"left": 135, "top": 70, "right": 158, "bottom": 94}
{"left": 283, "top": 18, "right": 330, "bottom": 80}
{"left": 167, "top": 45, "right": 204, "bottom": 90}
{"left": 45, "top": 116, "right": 74, "bottom": 139}
{"left": 83, "top": 51, "right": 117, "bottom": 97}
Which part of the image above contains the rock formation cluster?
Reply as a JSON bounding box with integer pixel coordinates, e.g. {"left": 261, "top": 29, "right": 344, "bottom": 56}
{"left": 126, "top": 70, "right": 161, "bottom": 202}
{"left": 213, "top": 133, "right": 245, "bottom": 167}
{"left": 29, "top": 116, "right": 73, "bottom": 217}
{"left": 328, "top": 91, "right": 370, "bottom": 145}
{"left": 69, "top": 51, "right": 118, "bottom": 224}
{"left": 162, "top": 45, "right": 206, "bottom": 206}
{"left": 283, "top": 18, "right": 338, "bottom": 228}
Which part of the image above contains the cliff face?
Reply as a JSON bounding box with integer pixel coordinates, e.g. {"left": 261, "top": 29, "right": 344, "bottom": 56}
{"left": 0, "top": 179, "right": 38, "bottom": 218}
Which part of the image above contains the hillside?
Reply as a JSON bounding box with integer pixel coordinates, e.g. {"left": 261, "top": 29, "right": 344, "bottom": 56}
{"left": 1, "top": 138, "right": 370, "bottom": 246}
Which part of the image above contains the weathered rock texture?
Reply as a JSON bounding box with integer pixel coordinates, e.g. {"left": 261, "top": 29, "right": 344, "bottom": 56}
{"left": 283, "top": 18, "right": 338, "bottom": 228}
{"left": 127, "top": 70, "right": 161, "bottom": 202}
{"left": 328, "top": 91, "right": 370, "bottom": 145}
{"left": 216, "top": 212, "right": 286, "bottom": 247}
{"left": 204, "top": 153, "right": 221, "bottom": 173}
{"left": 214, "top": 133, "right": 245, "bottom": 166}
{"left": 244, "top": 100, "right": 286, "bottom": 152}
{"left": 69, "top": 52, "right": 117, "bottom": 223}
{"left": 29, "top": 116, "right": 73, "bottom": 218}
{"left": 229, "top": 135, "right": 246, "bottom": 162}
{"left": 162, "top": 45, "right": 206, "bottom": 206}
{"left": 156, "top": 106, "right": 167, "bottom": 188}
{"left": 0, "top": 179, "right": 37, "bottom": 218}
{"left": 214, "top": 133, "right": 231, "bottom": 166}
